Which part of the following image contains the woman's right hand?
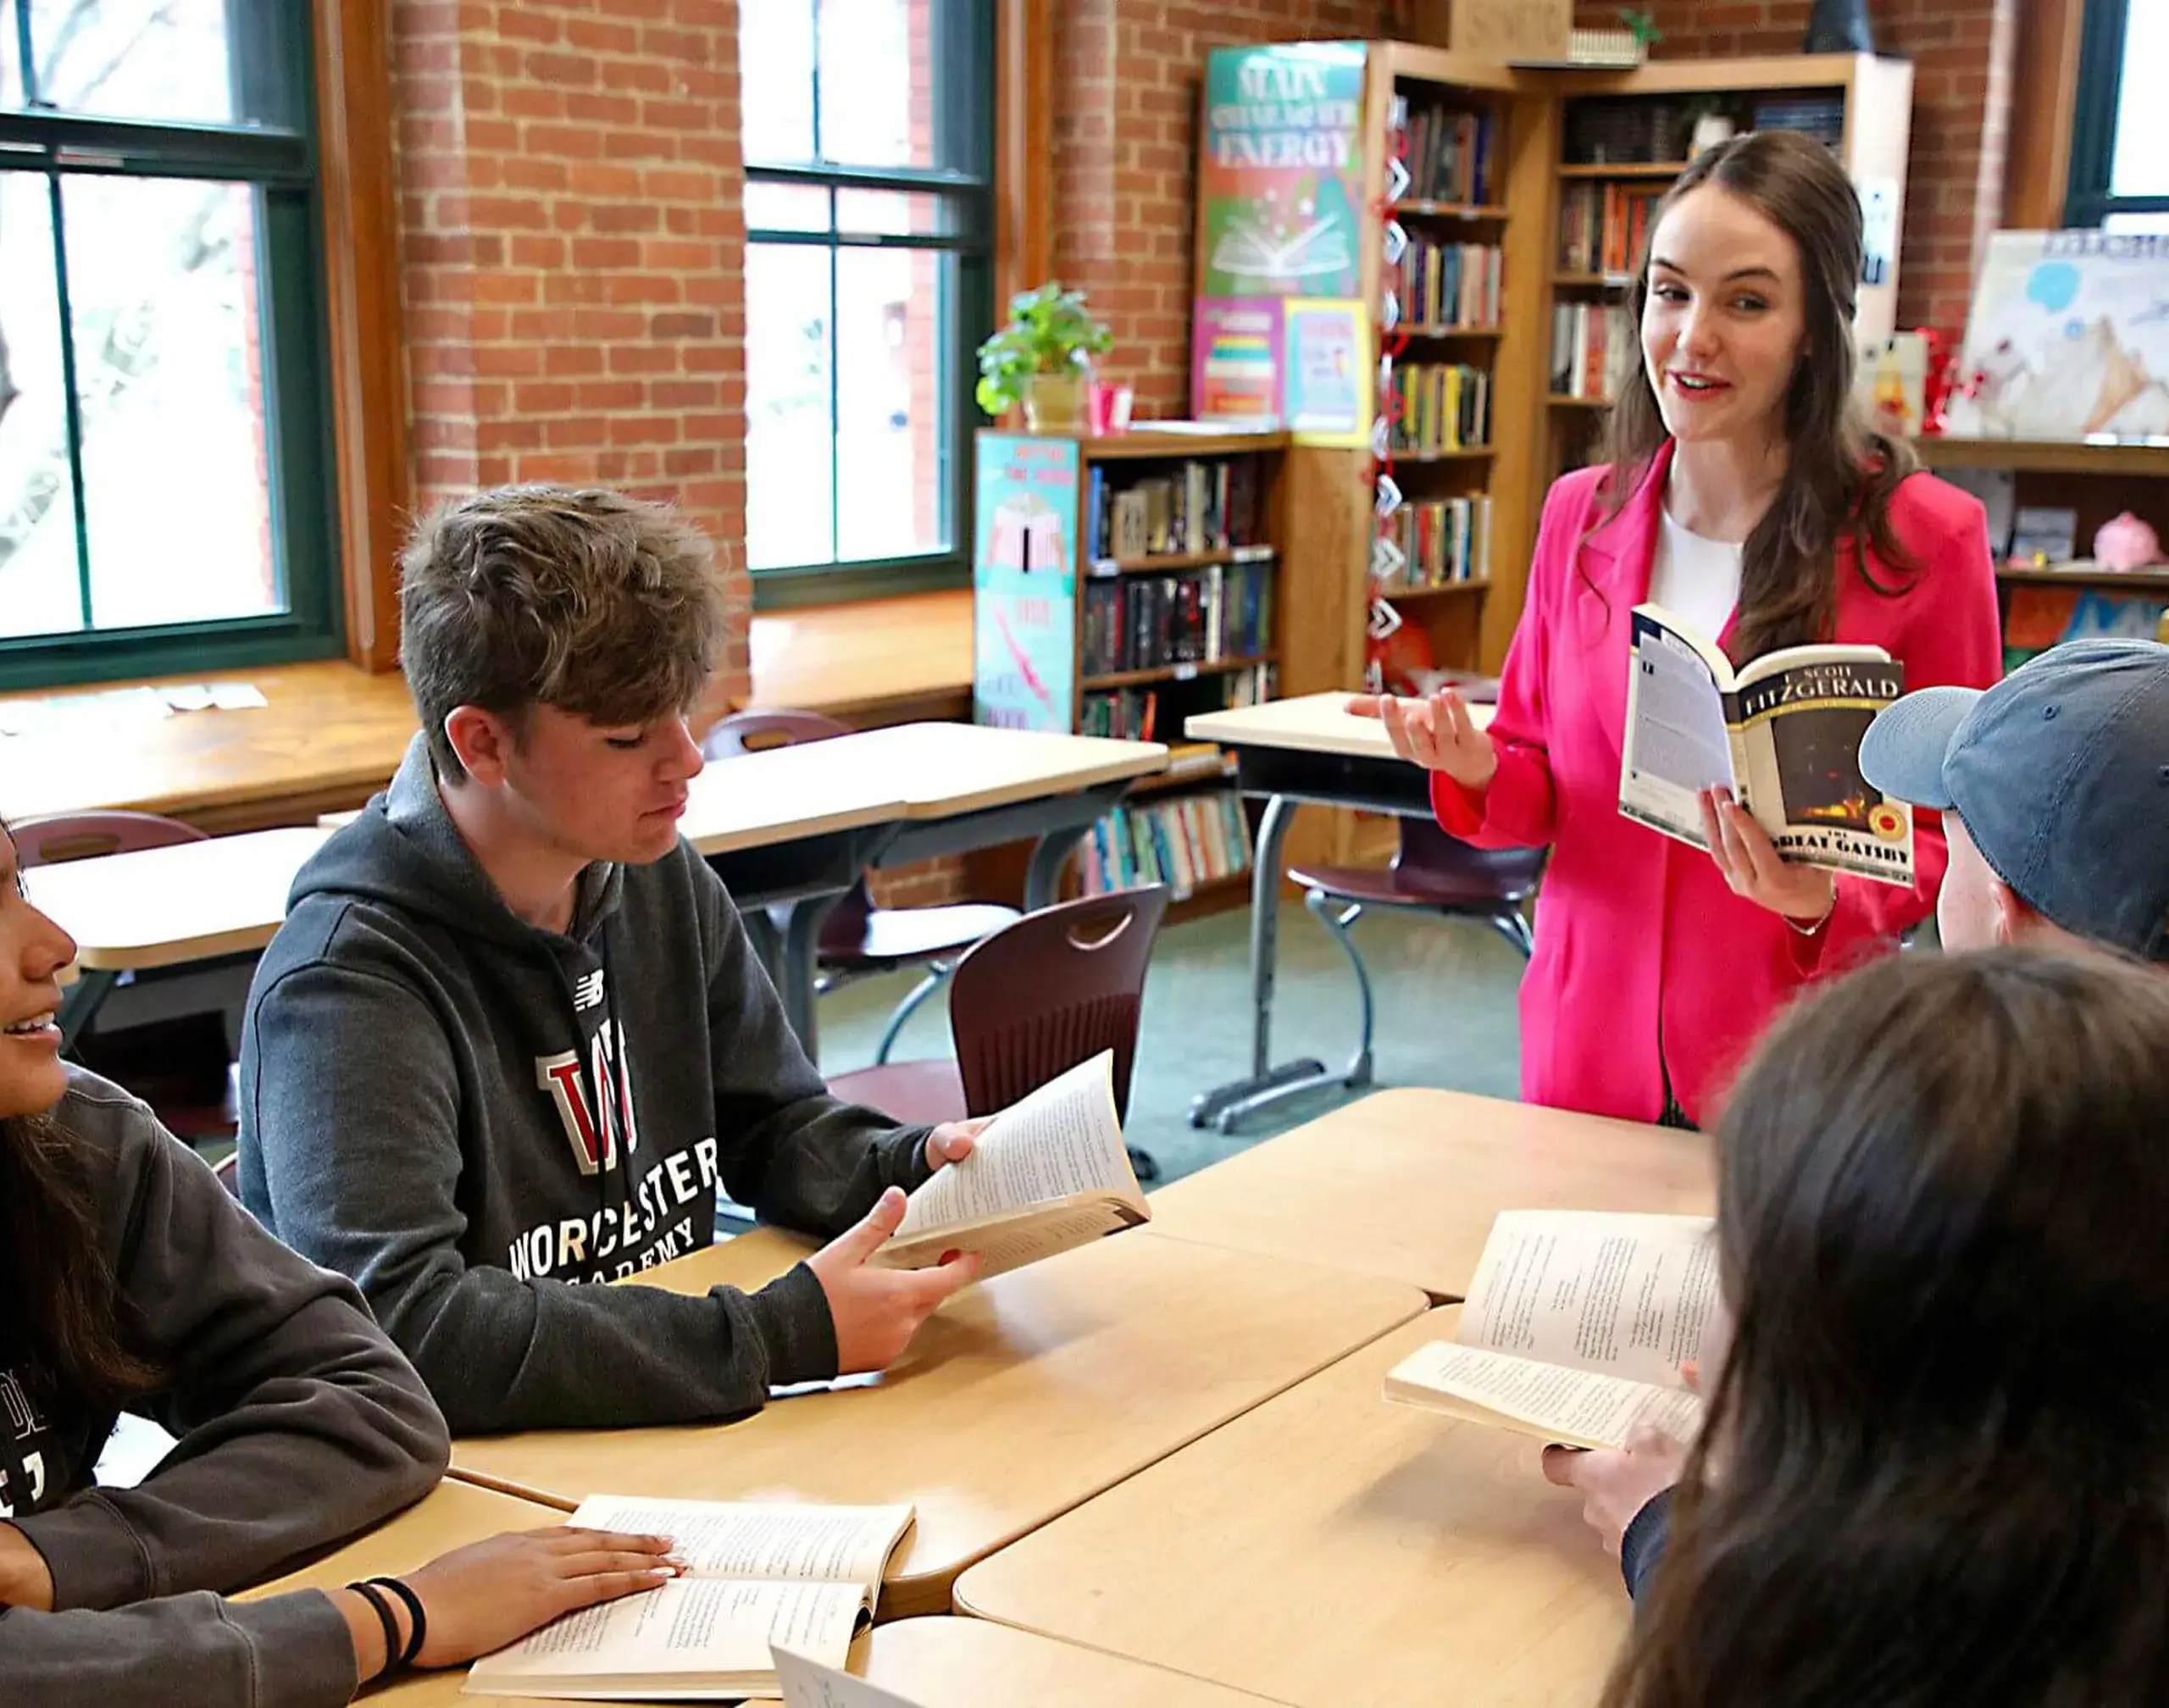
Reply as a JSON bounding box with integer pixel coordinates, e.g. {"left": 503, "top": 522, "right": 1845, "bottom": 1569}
{"left": 341, "top": 1525, "right": 680, "bottom": 1681}
{"left": 1346, "top": 688, "right": 1500, "bottom": 790}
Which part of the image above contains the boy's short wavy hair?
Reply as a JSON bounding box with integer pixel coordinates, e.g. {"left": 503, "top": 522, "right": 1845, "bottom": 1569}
{"left": 398, "top": 485, "right": 726, "bottom": 781}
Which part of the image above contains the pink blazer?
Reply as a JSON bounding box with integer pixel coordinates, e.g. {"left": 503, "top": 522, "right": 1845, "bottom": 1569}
{"left": 1436, "top": 441, "right": 2003, "bottom": 1125}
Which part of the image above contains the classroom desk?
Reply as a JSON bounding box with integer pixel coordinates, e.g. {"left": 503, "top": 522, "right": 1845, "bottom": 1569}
{"left": 954, "top": 1306, "right": 1629, "bottom": 1708}
{"left": 1144, "top": 1086, "right": 1716, "bottom": 1301}
{"left": 1183, "top": 691, "right": 1498, "bottom": 1133}
{"left": 447, "top": 1225, "right": 1428, "bottom": 1619}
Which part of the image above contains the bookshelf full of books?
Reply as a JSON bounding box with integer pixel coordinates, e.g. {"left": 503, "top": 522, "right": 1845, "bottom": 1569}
{"left": 1076, "top": 790, "right": 1256, "bottom": 904}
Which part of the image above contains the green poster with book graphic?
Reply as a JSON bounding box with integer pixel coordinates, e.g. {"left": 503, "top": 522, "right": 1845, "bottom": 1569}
{"left": 1199, "top": 41, "right": 1367, "bottom": 301}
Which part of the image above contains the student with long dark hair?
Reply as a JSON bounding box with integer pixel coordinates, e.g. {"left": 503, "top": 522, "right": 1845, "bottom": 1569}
{"left": 1353, "top": 130, "right": 2002, "bottom": 1127}
{"left": 0, "top": 822, "right": 683, "bottom": 1705}
{"left": 1600, "top": 945, "right": 2169, "bottom": 1705}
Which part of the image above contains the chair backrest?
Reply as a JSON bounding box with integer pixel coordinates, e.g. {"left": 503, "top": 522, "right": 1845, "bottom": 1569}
{"left": 699, "top": 707, "right": 853, "bottom": 760}
{"left": 945, "top": 885, "right": 1169, "bottom": 1122}
{"left": 1394, "top": 813, "right": 1546, "bottom": 897}
{"left": 11, "top": 809, "right": 208, "bottom": 869}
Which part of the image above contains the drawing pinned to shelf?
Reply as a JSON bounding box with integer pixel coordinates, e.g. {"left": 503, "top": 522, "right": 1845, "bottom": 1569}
{"left": 1191, "top": 297, "right": 1285, "bottom": 422}
{"left": 1284, "top": 297, "right": 1372, "bottom": 445}
{"left": 1200, "top": 42, "right": 1367, "bottom": 298}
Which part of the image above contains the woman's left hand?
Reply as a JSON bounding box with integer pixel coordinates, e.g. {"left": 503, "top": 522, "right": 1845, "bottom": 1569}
{"left": 1699, "top": 788, "right": 1835, "bottom": 926}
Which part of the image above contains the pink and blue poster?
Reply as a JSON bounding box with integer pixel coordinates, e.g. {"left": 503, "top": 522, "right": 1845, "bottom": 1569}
{"left": 973, "top": 434, "right": 1079, "bottom": 733}
{"left": 1191, "top": 296, "right": 1285, "bottom": 421}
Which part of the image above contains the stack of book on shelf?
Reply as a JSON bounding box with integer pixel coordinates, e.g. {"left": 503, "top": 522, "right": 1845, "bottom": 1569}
{"left": 1389, "top": 363, "right": 1492, "bottom": 453}
{"left": 1392, "top": 94, "right": 1497, "bottom": 204}
{"left": 1752, "top": 92, "right": 1844, "bottom": 150}
{"left": 1084, "top": 458, "right": 1264, "bottom": 563}
{"left": 1083, "top": 664, "right": 1275, "bottom": 742}
{"left": 1550, "top": 302, "right": 1636, "bottom": 402}
{"left": 1079, "top": 790, "right": 1255, "bottom": 902}
{"left": 1082, "top": 560, "right": 1274, "bottom": 679}
{"left": 1386, "top": 496, "right": 1493, "bottom": 591}
{"left": 1557, "top": 182, "right": 1663, "bottom": 275}
{"left": 1564, "top": 98, "right": 1689, "bottom": 166}
{"left": 1395, "top": 237, "right": 1504, "bottom": 329}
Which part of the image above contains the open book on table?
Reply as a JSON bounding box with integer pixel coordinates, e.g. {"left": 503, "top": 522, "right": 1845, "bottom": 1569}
{"left": 871, "top": 1051, "right": 1148, "bottom": 1281}
{"left": 462, "top": 1498, "right": 913, "bottom": 1701}
{"left": 1384, "top": 1210, "right": 1721, "bottom": 1451}
{"left": 1619, "top": 602, "right": 1915, "bottom": 886}
{"left": 773, "top": 1646, "right": 925, "bottom": 1708}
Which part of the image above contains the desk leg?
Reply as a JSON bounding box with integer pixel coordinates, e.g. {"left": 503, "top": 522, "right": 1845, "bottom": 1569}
{"left": 1023, "top": 826, "right": 1090, "bottom": 912}
{"left": 775, "top": 893, "right": 845, "bottom": 1064}
{"left": 58, "top": 969, "right": 119, "bottom": 1054}
{"left": 1187, "top": 794, "right": 1332, "bottom": 1134}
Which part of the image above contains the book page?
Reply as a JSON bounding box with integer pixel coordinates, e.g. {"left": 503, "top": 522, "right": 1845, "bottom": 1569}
{"left": 774, "top": 1647, "right": 927, "bottom": 1708}
{"left": 1387, "top": 1341, "right": 1706, "bottom": 1452}
{"left": 1619, "top": 608, "right": 1737, "bottom": 848}
{"left": 465, "top": 1578, "right": 867, "bottom": 1690}
{"left": 1458, "top": 1211, "right": 1721, "bottom": 1389}
{"left": 876, "top": 1196, "right": 1146, "bottom": 1281}
{"left": 888, "top": 1052, "right": 1137, "bottom": 1242}
{"left": 565, "top": 1498, "right": 913, "bottom": 1587}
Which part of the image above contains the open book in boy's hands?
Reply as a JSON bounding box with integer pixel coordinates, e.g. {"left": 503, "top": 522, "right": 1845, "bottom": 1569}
{"left": 870, "top": 1051, "right": 1148, "bottom": 1281}
{"left": 462, "top": 1498, "right": 913, "bottom": 1701}
{"left": 1619, "top": 602, "right": 1915, "bottom": 886}
{"left": 1384, "top": 1210, "right": 1722, "bottom": 1450}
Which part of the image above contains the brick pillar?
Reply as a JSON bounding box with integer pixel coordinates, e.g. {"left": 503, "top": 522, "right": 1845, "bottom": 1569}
{"left": 391, "top": 0, "right": 752, "bottom": 710}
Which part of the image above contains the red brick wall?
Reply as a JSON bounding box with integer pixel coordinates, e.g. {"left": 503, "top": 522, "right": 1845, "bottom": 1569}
{"left": 390, "top": 0, "right": 752, "bottom": 709}
{"left": 1574, "top": 0, "right": 2019, "bottom": 336}
{"left": 1052, "top": 1, "right": 1401, "bottom": 419}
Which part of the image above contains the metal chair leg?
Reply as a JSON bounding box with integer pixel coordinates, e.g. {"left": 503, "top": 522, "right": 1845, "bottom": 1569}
{"left": 1486, "top": 907, "right": 1535, "bottom": 960}
{"left": 1303, "top": 889, "right": 1376, "bottom": 1093}
{"left": 873, "top": 962, "right": 951, "bottom": 1065}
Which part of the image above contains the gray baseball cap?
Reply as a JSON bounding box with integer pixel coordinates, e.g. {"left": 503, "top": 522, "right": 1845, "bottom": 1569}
{"left": 1859, "top": 639, "right": 2169, "bottom": 962}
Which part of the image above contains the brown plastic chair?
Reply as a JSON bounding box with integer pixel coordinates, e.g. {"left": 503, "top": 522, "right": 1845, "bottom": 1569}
{"left": 829, "top": 884, "right": 1171, "bottom": 1178}
{"left": 702, "top": 711, "right": 1019, "bottom": 1060}
{"left": 1286, "top": 816, "right": 1543, "bottom": 1101}
{"left": 14, "top": 810, "right": 238, "bottom": 1143}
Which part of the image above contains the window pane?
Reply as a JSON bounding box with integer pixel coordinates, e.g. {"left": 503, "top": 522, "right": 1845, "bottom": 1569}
{"left": 741, "top": 0, "right": 816, "bottom": 165}
{"left": 2105, "top": 211, "right": 2169, "bottom": 234}
{"left": 2111, "top": 0, "right": 2169, "bottom": 197}
{"left": 746, "top": 242, "right": 836, "bottom": 571}
{"left": 834, "top": 186, "right": 962, "bottom": 239}
{"left": 14, "top": 0, "right": 292, "bottom": 127}
{"left": 815, "top": 0, "right": 936, "bottom": 169}
{"left": 835, "top": 246, "right": 947, "bottom": 562}
{"left": 0, "top": 172, "right": 86, "bottom": 639}
{"left": 745, "top": 180, "right": 829, "bottom": 234}
{"left": 1, "top": 0, "right": 24, "bottom": 109}
{"left": 62, "top": 175, "right": 278, "bottom": 629}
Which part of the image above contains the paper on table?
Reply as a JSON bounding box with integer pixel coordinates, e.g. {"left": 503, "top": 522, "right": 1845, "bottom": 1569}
{"left": 1388, "top": 1341, "right": 1706, "bottom": 1451}
{"left": 773, "top": 1646, "right": 927, "bottom": 1708}
{"left": 463, "top": 1578, "right": 865, "bottom": 1694}
{"left": 1459, "top": 1210, "right": 1720, "bottom": 1390}
{"left": 564, "top": 1497, "right": 911, "bottom": 1585}
{"left": 890, "top": 1052, "right": 1133, "bottom": 1239}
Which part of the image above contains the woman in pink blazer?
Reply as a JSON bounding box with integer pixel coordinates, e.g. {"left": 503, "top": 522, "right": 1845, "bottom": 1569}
{"left": 1356, "top": 132, "right": 2001, "bottom": 1128}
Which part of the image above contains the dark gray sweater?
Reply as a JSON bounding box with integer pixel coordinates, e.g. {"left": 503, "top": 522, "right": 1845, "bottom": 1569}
{"left": 239, "top": 736, "right": 933, "bottom": 1434}
{"left": 0, "top": 1069, "right": 449, "bottom": 1707}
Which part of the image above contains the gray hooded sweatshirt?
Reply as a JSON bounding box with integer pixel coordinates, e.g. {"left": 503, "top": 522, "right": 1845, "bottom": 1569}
{"left": 0, "top": 1068, "right": 450, "bottom": 1708}
{"left": 238, "top": 735, "right": 934, "bottom": 1435}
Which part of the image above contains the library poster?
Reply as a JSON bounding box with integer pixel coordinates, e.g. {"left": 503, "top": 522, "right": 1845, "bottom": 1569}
{"left": 973, "top": 433, "right": 1078, "bottom": 734}
{"left": 1284, "top": 297, "right": 1371, "bottom": 445}
{"left": 1199, "top": 41, "right": 1366, "bottom": 300}
{"left": 1191, "top": 296, "right": 1284, "bottom": 420}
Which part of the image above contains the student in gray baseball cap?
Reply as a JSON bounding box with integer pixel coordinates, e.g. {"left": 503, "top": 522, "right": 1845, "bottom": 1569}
{"left": 1858, "top": 638, "right": 2169, "bottom": 961}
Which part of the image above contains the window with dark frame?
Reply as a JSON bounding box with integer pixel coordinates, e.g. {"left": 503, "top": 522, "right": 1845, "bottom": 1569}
{"left": 737, "top": 0, "right": 994, "bottom": 608}
{"left": 2066, "top": 0, "right": 2169, "bottom": 231}
{"left": 0, "top": 1, "right": 340, "bottom": 690}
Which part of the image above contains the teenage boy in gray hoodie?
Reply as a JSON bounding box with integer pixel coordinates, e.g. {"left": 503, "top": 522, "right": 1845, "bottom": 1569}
{"left": 239, "top": 486, "right": 985, "bottom": 1436}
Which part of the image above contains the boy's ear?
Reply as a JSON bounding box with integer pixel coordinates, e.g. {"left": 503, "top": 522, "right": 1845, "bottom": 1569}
{"left": 1989, "top": 873, "right": 2042, "bottom": 946}
{"left": 443, "top": 704, "right": 513, "bottom": 787}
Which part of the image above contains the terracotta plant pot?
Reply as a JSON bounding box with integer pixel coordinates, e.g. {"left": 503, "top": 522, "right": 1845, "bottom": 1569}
{"left": 1023, "top": 369, "right": 1087, "bottom": 431}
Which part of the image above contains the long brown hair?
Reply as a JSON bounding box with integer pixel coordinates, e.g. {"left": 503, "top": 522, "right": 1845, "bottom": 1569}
{"left": 1605, "top": 946, "right": 2169, "bottom": 1707}
{"left": 1598, "top": 130, "right": 1917, "bottom": 663}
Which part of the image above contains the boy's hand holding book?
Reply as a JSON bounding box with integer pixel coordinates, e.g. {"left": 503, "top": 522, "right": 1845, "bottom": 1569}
{"left": 807, "top": 1190, "right": 983, "bottom": 1376}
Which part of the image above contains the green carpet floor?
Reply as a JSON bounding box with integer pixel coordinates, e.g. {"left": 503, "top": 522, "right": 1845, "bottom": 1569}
{"left": 813, "top": 896, "right": 1528, "bottom": 1184}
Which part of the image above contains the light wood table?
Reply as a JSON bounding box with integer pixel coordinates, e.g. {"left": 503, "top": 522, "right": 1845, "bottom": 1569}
{"left": 450, "top": 1228, "right": 1428, "bottom": 1619}
{"left": 853, "top": 1617, "right": 1290, "bottom": 1705}
{"left": 1146, "top": 1087, "right": 1715, "bottom": 1300}
{"left": 956, "top": 1306, "right": 1630, "bottom": 1708}
{"left": 242, "top": 1478, "right": 582, "bottom": 1707}
{"left": 1184, "top": 691, "right": 1501, "bottom": 1134}
{"left": 749, "top": 589, "right": 974, "bottom": 727}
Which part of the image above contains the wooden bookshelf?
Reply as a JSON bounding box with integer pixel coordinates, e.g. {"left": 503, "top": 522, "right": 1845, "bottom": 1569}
{"left": 1393, "top": 446, "right": 1495, "bottom": 462}
{"left": 1915, "top": 437, "right": 2169, "bottom": 478}
{"left": 1399, "top": 324, "right": 1504, "bottom": 339}
{"left": 1552, "top": 271, "right": 1632, "bottom": 288}
{"left": 1378, "top": 579, "right": 1491, "bottom": 599}
{"left": 1547, "top": 393, "right": 1610, "bottom": 408}
{"left": 1391, "top": 200, "right": 1510, "bottom": 219}
{"left": 1081, "top": 653, "right": 1279, "bottom": 693}
{"left": 1999, "top": 565, "right": 2169, "bottom": 592}
{"left": 1557, "top": 160, "right": 1689, "bottom": 178}
{"left": 1086, "top": 546, "right": 1276, "bottom": 577}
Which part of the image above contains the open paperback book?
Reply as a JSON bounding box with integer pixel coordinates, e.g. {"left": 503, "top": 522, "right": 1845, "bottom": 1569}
{"left": 773, "top": 1646, "right": 925, "bottom": 1708}
{"left": 462, "top": 1499, "right": 913, "bottom": 1701}
{"left": 1619, "top": 602, "right": 1915, "bottom": 885}
{"left": 1384, "top": 1211, "right": 1722, "bottom": 1450}
{"left": 870, "top": 1051, "right": 1148, "bottom": 1281}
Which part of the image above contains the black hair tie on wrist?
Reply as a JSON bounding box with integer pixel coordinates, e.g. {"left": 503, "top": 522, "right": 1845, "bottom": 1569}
{"left": 346, "top": 1580, "right": 402, "bottom": 1683}
{"left": 368, "top": 1576, "right": 428, "bottom": 1669}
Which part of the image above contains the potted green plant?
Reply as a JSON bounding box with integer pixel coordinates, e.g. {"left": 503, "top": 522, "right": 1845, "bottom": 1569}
{"left": 975, "top": 281, "right": 1113, "bottom": 430}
